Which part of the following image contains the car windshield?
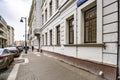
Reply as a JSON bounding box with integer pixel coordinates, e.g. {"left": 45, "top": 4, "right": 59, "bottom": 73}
{"left": 0, "top": 49, "right": 4, "bottom": 55}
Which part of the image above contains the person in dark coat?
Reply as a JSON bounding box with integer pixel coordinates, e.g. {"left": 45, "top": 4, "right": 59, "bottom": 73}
{"left": 32, "top": 46, "right": 34, "bottom": 52}
{"left": 2, "top": 44, "right": 4, "bottom": 48}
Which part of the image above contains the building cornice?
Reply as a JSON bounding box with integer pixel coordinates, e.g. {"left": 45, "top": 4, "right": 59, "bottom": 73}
{"left": 59, "top": 0, "right": 76, "bottom": 13}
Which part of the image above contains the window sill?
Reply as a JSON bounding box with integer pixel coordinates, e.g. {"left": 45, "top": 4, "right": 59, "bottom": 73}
{"left": 64, "top": 43, "right": 104, "bottom": 47}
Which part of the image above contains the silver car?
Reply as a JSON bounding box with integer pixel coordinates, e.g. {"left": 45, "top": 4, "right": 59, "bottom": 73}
{"left": 5, "top": 47, "right": 20, "bottom": 57}
{"left": 0, "top": 49, "right": 14, "bottom": 69}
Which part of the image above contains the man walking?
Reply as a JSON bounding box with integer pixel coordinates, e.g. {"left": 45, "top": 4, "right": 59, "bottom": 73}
{"left": 32, "top": 46, "right": 34, "bottom": 52}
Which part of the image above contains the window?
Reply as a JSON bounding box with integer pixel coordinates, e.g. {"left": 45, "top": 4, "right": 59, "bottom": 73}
{"left": 45, "top": 33, "right": 47, "bottom": 45}
{"left": 68, "top": 18, "right": 74, "bottom": 44}
{"left": 50, "top": 1, "right": 52, "bottom": 17}
{"left": 84, "top": 6, "right": 96, "bottom": 43}
{"left": 56, "top": 25, "right": 60, "bottom": 45}
{"left": 42, "top": 14, "right": 44, "bottom": 25}
{"left": 56, "top": 0, "right": 59, "bottom": 10}
{"left": 45, "top": 9, "right": 47, "bottom": 22}
{"left": 50, "top": 30, "right": 52, "bottom": 45}
{"left": 42, "top": 35, "right": 44, "bottom": 45}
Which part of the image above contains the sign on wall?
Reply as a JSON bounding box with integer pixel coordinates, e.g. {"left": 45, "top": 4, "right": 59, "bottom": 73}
{"left": 77, "top": 0, "right": 88, "bottom": 7}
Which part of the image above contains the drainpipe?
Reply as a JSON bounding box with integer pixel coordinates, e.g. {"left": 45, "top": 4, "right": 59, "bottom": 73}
{"left": 117, "top": 0, "right": 120, "bottom": 79}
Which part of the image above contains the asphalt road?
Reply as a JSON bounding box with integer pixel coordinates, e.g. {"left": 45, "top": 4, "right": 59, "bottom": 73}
{"left": 0, "top": 61, "right": 15, "bottom": 80}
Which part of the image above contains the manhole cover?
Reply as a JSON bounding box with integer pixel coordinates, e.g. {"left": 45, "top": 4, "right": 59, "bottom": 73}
{"left": 14, "top": 59, "right": 25, "bottom": 64}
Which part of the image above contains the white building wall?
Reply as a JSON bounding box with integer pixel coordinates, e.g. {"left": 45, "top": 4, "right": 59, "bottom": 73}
{"left": 35, "top": 0, "right": 42, "bottom": 28}
{"left": 41, "top": 0, "right": 103, "bottom": 63}
{"left": 78, "top": 47, "right": 102, "bottom": 62}
{"left": 102, "top": 0, "right": 118, "bottom": 65}
{"left": 40, "top": 0, "right": 118, "bottom": 66}
{"left": 28, "top": 0, "right": 42, "bottom": 48}
{"left": 59, "top": 0, "right": 67, "bottom": 7}
{"left": 31, "top": 0, "right": 38, "bottom": 47}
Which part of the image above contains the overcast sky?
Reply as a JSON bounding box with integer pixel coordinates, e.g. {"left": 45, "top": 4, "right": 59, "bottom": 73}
{"left": 0, "top": 0, "right": 32, "bottom": 41}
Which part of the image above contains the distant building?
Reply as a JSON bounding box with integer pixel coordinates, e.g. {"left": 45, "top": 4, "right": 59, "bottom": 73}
{"left": 28, "top": 0, "right": 41, "bottom": 49}
{"left": 7, "top": 25, "right": 14, "bottom": 46}
{"left": 29, "top": 0, "right": 120, "bottom": 80}
{"left": 7, "top": 25, "right": 10, "bottom": 46}
{"left": 0, "top": 16, "right": 15, "bottom": 47}
{"left": 15, "top": 40, "right": 24, "bottom": 46}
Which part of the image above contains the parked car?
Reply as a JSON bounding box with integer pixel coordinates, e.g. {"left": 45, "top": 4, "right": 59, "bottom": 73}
{"left": 0, "top": 48, "right": 14, "bottom": 70}
{"left": 16, "top": 46, "right": 23, "bottom": 52}
{"left": 5, "top": 47, "right": 20, "bottom": 57}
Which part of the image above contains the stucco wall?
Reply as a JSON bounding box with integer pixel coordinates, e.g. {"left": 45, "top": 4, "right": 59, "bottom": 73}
{"left": 40, "top": 0, "right": 119, "bottom": 66}
{"left": 41, "top": 0, "right": 104, "bottom": 63}
{"left": 102, "top": 0, "right": 118, "bottom": 65}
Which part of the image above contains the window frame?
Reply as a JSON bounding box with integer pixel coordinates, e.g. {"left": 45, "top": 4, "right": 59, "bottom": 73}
{"left": 56, "top": 25, "right": 60, "bottom": 45}
{"left": 45, "top": 9, "right": 47, "bottom": 22}
{"left": 50, "top": 30, "right": 52, "bottom": 45}
{"left": 42, "top": 35, "right": 44, "bottom": 45}
{"left": 68, "top": 17, "right": 74, "bottom": 44}
{"left": 49, "top": 0, "right": 52, "bottom": 17}
{"left": 45, "top": 33, "right": 47, "bottom": 45}
{"left": 42, "top": 14, "right": 44, "bottom": 25}
{"left": 84, "top": 6, "right": 97, "bottom": 43}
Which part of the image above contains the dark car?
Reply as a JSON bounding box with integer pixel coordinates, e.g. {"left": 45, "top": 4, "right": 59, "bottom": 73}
{"left": 5, "top": 47, "right": 20, "bottom": 57}
{"left": 0, "top": 48, "right": 14, "bottom": 69}
{"left": 16, "top": 46, "right": 23, "bottom": 52}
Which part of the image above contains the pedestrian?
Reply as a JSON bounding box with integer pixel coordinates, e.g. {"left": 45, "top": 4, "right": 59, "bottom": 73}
{"left": 32, "top": 46, "right": 34, "bottom": 52}
{"left": 2, "top": 44, "right": 4, "bottom": 48}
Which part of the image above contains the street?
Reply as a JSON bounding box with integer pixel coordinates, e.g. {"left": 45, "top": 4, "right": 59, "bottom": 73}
{"left": 0, "top": 61, "right": 15, "bottom": 80}
{"left": 0, "top": 0, "right": 119, "bottom": 80}
{"left": 0, "top": 50, "right": 105, "bottom": 80}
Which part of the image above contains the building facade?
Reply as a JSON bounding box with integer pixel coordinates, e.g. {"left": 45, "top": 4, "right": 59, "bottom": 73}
{"left": 15, "top": 40, "right": 24, "bottom": 46}
{"left": 7, "top": 25, "right": 10, "bottom": 46}
{"left": 0, "top": 16, "right": 15, "bottom": 47}
{"left": 0, "top": 16, "right": 8, "bottom": 48}
{"left": 7, "top": 25, "right": 14, "bottom": 46}
{"left": 29, "top": 0, "right": 120, "bottom": 80}
{"left": 28, "top": 0, "right": 41, "bottom": 49}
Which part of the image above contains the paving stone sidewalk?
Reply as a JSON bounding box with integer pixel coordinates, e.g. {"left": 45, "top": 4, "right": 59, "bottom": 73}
{"left": 15, "top": 50, "right": 106, "bottom": 80}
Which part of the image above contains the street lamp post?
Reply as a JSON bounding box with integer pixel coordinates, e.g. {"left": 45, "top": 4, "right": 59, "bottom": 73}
{"left": 20, "top": 17, "right": 27, "bottom": 54}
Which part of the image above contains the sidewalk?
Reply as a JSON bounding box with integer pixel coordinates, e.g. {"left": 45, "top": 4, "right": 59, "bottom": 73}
{"left": 15, "top": 50, "right": 106, "bottom": 80}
